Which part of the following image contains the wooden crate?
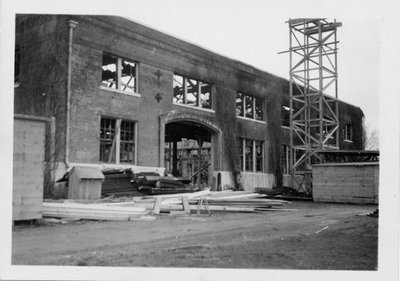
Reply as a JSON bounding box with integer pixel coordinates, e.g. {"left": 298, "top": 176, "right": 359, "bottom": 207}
{"left": 68, "top": 166, "right": 104, "bottom": 200}
{"left": 13, "top": 118, "right": 46, "bottom": 221}
{"left": 312, "top": 162, "right": 379, "bottom": 204}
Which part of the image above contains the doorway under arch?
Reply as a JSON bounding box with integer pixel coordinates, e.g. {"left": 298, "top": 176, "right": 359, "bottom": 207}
{"left": 159, "top": 111, "right": 221, "bottom": 188}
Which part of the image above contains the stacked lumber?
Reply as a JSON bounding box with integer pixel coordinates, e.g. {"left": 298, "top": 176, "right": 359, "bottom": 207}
{"left": 42, "top": 202, "right": 154, "bottom": 221}
{"left": 101, "top": 168, "right": 140, "bottom": 197}
{"left": 136, "top": 173, "right": 197, "bottom": 195}
{"left": 133, "top": 189, "right": 293, "bottom": 214}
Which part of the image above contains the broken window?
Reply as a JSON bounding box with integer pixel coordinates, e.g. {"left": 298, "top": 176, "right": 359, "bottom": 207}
{"left": 236, "top": 92, "right": 244, "bottom": 116}
{"left": 173, "top": 74, "right": 212, "bottom": 109}
{"left": 237, "top": 138, "right": 264, "bottom": 172}
{"left": 236, "top": 92, "right": 264, "bottom": 121}
{"left": 200, "top": 82, "right": 212, "bottom": 109}
{"left": 344, "top": 123, "right": 353, "bottom": 142}
{"left": 186, "top": 78, "right": 198, "bottom": 106}
{"left": 101, "top": 53, "right": 138, "bottom": 93}
{"left": 100, "top": 117, "right": 136, "bottom": 164}
{"left": 281, "top": 106, "right": 290, "bottom": 127}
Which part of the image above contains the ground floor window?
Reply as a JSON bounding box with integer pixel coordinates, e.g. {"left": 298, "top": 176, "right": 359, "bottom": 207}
{"left": 100, "top": 117, "right": 136, "bottom": 164}
{"left": 281, "top": 145, "right": 290, "bottom": 174}
{"left": 237, "top": 138, "right": 264, "bottom": 172}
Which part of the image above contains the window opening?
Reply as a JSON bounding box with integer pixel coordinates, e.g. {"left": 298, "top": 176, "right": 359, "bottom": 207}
{"left": 236, "top": 92, "right": 264, "bottom": 121}
{"left": 173, "top": 74, "right": 212, "bottom": 109}
{"left": 344, "top": 123, "right": 353, "bottom": 141}
{"left": 100, "top": 117, "right": 136, "bottom": 164}
{"left": 237, "top": 138, "right": 264, "bottom": 172}
{"left": 101, "top": 53, "right": 138, "bottom": 93}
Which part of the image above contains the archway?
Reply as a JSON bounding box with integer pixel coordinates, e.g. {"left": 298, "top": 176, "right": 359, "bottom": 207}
{"left": 159, "top": 111, "right": 221, "bottom": 188}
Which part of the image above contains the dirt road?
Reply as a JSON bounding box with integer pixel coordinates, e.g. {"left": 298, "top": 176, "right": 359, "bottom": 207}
{"left": 12, "top": 201, "right": 378, "bottom": 270}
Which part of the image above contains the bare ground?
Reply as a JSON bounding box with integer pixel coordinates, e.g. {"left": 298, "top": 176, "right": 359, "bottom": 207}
{"left": 12, "top": 201, "right": 378, "bottom": 270}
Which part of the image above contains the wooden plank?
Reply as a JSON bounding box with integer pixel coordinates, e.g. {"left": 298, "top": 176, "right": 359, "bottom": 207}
{"left": 149, "top": 189, "right": 211, "bottom": 199}
{"left": 161, "top": 204, "right": 255, "bottom": 213}
{"left": 43, "top": 202, "right": 146, "bottom": 213}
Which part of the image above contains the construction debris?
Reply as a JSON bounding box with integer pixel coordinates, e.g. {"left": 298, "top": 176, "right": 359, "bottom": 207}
{"left": 42, "top": 189, "right": 293, "bottom": 221}
{"left": 134, "top": 189, "right": 291, "bottom": 215}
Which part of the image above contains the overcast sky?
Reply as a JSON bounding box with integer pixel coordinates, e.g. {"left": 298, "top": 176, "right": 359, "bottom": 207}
{"left": 121, "top": 8, "right": 381, "bottom": 133}
{"left": 1, "top": 0, "right": 386, "bottom": 134}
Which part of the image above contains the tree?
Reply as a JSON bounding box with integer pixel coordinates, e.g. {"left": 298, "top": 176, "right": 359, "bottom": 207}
{"left": 362, "top": 120, "right": 379, "bottom": 150}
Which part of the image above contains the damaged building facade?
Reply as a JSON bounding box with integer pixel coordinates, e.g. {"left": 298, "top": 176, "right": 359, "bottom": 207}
{"left": 14, "top": 14, "right": 365, "bottom": 198}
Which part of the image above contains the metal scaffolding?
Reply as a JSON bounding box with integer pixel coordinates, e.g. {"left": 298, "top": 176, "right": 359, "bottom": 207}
{"left": 286, "top": 18, "right": 342, "bottom": 192}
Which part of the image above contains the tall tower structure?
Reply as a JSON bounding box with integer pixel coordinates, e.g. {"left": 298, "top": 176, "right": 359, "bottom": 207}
{"left": 287, "top": 18, "right": 342, "bottom": 192}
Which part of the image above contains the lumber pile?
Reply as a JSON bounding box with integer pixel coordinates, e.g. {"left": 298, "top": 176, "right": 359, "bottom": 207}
{"left": 133, "top": 189, "right": 293, "bottom": 214}
{"left": 42, "top": 190, "right": 294, "bottom": 221}
{"left": 101, "top": 168, "right": 140, "bottom": 197}
{"left": 135, "top": 172, "right": 197, "bottom": 195}
{"left": 42, "top": 202, "right": 154, "bottom": 221}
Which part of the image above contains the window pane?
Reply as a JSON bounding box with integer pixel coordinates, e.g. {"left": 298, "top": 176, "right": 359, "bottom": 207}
{"left": 186, "top": 79, "right": 198, "bottom": 106}
{"left": 121, "top": 60, "right": 136, "bottom": 93}
{"left": 282, "top": 106, "right": 290, "bottom": 127}
{"left": 173, "top": 75, "right": 184, "bottom": 104}
{"left": 100, "top": 118, "right": 116, "bottom": 163}
{"left": 255, "top": 141, "right": 263, "bottom": 172}
{"left": 101, "top": 54, "right": 117, "bottom": 89}
{"left": 200, "top": 82, "right": 212, "bottom": 109}
{"left": 245, "top": 139, "right": 254, "bottom": 172}
{"left": 255, "top": 97, "right": 263, "bottom": 120}
{"left": 245, "top": 95, "right": 254, "bottom": 119}
{"left": 120, "top": 120, "right": 135, "bottom": 164}
{"left": 237, "top": 138, "right": 243, "bottom": 171}
{"left": 236, "top": 92, "right": 243, "bottom": 116}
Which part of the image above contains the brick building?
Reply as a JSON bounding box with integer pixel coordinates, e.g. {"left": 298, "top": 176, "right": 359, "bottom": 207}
{"left": 14, "top": 14, "right": 365, "bottom": 197}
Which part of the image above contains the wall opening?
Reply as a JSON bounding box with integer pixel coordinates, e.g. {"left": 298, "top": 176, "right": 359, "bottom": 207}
{"left": 164, "top": 120, "right": 217, "bottom": 188}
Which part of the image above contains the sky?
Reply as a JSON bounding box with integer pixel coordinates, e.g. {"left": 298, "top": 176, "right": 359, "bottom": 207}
{"left": 111, "top": 1, "right": 382, "bottom": 134}
{"left": 0, "top": 0, "right": 385, "bottom": 133}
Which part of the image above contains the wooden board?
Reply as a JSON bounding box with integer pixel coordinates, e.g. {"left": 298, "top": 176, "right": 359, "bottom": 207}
{"left": 312, "top": 163, "right": 379, "bottom": 204}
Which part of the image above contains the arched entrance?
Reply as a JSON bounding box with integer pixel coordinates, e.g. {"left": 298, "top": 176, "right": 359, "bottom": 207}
{"left": 159, "top": 111, "right": 221, "bottom": 188}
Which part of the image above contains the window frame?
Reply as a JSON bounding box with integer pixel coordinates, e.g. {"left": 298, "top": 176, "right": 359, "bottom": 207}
{"left": 100, "top": 53, "right": 140, "bottom": 96}
{"left": 236, "top": 92, "right": 264, "bottom": 122}
{"left": 100, "top": 116, "right": 137, "bottom": 165}
{"left": 173, "top": 73, "right": 213, "bottom": 111}
{"left": 343, "top": 123, "right": 353, "bottom": 143}
{"left": 237, "top": 138, "right": 264, "bottom": 173}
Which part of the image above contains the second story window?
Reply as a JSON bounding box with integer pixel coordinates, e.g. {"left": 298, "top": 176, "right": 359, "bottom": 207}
{"left": 343, "top": 123, "right": 353, "bottom": 142}
{"left": 101, "top": 53, "right": 138, "bottom": 94}
{"left": 236, "top": 92, "right": 264, "bottom": 121}
{"left": 173, "top": 74, "right": 212, "bottom": 109}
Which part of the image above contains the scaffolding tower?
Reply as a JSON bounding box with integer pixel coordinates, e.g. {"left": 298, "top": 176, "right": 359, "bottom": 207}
{"left": 286, "top": 18, "right": 342, "bottom": 192}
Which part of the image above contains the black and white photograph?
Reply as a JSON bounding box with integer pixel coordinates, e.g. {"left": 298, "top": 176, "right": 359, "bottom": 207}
{"left": 0, "top": 0, "right": 399, "bottom": 280}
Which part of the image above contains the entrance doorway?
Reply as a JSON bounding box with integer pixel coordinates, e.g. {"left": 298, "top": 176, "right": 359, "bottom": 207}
{"left": 164, "top": 121, "right": 215, "bottom": 188}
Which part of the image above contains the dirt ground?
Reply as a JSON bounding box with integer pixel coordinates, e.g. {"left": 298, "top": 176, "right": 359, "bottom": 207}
{"left": 12, "top": 201, "right": 378, "bottom": 270}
